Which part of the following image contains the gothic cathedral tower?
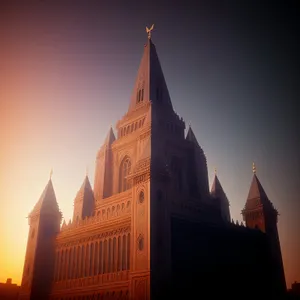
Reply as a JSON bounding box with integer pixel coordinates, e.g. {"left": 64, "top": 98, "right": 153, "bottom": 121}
{"left": 93, "top": 28, "right": 210, "bottom": 299}
{"left": 19, "top": 178, "right": 62, "bottom": 300}
{"left": 242, "top": 164, "right": 286, "bottom": 295}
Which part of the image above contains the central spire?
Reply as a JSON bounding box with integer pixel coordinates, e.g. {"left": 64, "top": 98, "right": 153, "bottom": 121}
{"left": 127, "top": 26, "right": 174, "bottom": 114}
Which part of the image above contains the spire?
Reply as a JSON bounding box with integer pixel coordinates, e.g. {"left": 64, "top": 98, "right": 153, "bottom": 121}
{"left": 245, "top": 173, "right": 270, "bottom": 210}
{"left": 98, "top": 126, "right": 116, "bottom": 154}
{"left": 76, "top": 175, "right": 93, "bottom": 201}
{"left": 104, "top": 126, "right": 115, "bottom": 146}
{"left": 210, "top": 172, "right": 227, "bottom": 201}
{"left": 186, "top": 126, "right": 200, "bottom": 148}
{"left": 127, "top": 26, "right": 174, "bottom": 114}
{"left": 73, "top": 174, "right": 95, "bottom": 220}
{"left": 244, "top": 165, "right": 275, "bottom": 211}
{"left": 29, "top": 178, "right": 61, "bottom": 218}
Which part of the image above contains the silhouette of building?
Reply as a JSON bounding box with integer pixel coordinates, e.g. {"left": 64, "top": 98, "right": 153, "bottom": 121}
{"left": 0, "top": 278, "right": 20, "bottom": 300}
{"left": 288, "top": 281, "right": 300, "bottom": 298}
{"left": 19, "top": 29, "right": 286, "bottom": 300}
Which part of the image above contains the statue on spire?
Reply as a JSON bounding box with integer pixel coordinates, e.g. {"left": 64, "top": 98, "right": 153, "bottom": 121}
{"left": 252, "top": 162, "right": 256, "bottom": 174}
{"left": 146, "top": 24, "right": 154, "bottom": 39}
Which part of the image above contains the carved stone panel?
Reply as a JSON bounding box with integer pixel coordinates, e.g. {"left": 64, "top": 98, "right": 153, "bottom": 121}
{"left": 135, "top": 278, "right": 147, "bottom": 300}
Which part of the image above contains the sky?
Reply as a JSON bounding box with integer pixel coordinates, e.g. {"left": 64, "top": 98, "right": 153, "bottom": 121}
{"left": 0, "top": 0, "right": 299, "bottom": 288}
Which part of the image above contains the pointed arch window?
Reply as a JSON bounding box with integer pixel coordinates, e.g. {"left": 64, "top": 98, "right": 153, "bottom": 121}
{"left": 136, "top": 88, "right": 144, "bottom": 103}
{"left": 119, "top": 156, "right": 131, "bottom": 192}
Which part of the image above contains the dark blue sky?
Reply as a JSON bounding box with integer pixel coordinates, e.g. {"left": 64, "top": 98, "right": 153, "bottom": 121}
{"left": 1, "top": 0, "right": 299, "bottom": 286}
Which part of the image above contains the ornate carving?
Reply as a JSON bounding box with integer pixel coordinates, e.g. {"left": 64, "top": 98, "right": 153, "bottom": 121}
{"left": 56, "top": 225, "right": 131, "bottom": 249}
{"left": 138, "top": 190, "right": 145, "bottom": 204}
{"left": 135, "top": 278, "right": 147, "bottom": 300}
{"left": 137, "top": 234, "right": 144, "bottom": 251}
{"left": 52, "top": 271, "right": 129, "bottom": 291}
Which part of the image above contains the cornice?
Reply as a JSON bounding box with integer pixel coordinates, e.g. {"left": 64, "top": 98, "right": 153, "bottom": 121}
{"left": 56, "top": 219, "right": 131, "bottom": 247}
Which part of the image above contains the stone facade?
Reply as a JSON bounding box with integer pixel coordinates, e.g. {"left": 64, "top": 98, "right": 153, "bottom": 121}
{"left": 19, "top": 34, "right": 286, "bottom": 300}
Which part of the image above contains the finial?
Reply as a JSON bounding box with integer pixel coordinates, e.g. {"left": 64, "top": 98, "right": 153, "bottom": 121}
{"left": 86, "top": 165, "right": 89, "bottom": 177}
{"left": 146, "top": 24, "right": 154, "bottom": 39}
{"left": 50, "top": 168, "right": 53, "bottom": 180}
{"left": 252, "top": 162, "right": 256, "bottom": 174}
{"left": 214, "top": 167, "right": 217, "bottom": 175}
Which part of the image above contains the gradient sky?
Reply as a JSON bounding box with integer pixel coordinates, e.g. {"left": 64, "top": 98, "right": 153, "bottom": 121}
{"left": 0, "top": 0, "right": 299, "bottom": 288}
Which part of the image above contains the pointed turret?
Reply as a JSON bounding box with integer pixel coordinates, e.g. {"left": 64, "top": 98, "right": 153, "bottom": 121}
{"left": 73, "top": 175, "right": 95, "bottom": 222}
{"left": 29, "top": 179, "right": 61, "bottom": 218}
{"left": 103, "top": 126, "right": 116, "bottom": 148}
{"left": 186, "top": 126, "right": 201, "bottom": 148}
{"left": 243, "top": 163, "right": 276, "bottom": 214}
{"left": 245, "top": 173, "right": 273, "bottom": 211}
{"left": 210, "top": 170, "right": 231, "bottom": 222}
{"left": 242, "top": 163, "right": 286, "bottom": 293}
{"left": 94, "top": 127, "right": 115, "bottom": 200}
{"left": 127, "top": 26, "right": 174, "bottom": 115}
{"left": 185, "top": 125, "right": 210, "bottom": 201}
{"left": 20, "top": 177, "right": 61, "bottom": 300}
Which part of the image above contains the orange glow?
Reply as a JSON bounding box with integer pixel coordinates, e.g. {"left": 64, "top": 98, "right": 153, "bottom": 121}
{"left": 0, "top": 28, "right": 299, "bottom": 290}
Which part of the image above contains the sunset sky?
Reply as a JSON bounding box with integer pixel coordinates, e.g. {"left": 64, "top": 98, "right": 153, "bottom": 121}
{"left": 0, "top": 1, "right": 299, "bottom": 288}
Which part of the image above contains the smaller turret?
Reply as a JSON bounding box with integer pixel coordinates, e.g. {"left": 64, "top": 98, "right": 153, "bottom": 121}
{"left": 210, "top": 169, "right": 231, "bottom": 222}
{"left": 242, "top": 163, "right": 286, "bottom": 294}
{"left": 94, "top": 127, "right": 115, "bottom": 200}
{"left": 19, "top": 174, "right": 61, "bottom": 300}
{"left": 185, "top": 126, "right": 210, "bottom": 201}
{"left": 73, "top": 174, "right": 95, "bottom": 222}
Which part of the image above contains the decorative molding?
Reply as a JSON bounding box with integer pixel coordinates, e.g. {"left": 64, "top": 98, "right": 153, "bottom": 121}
{"left": 56, "top": 226, "right": 131, "bottom": 249}
{"left": 52, "top": 270, "right": 129, "bottom": 291}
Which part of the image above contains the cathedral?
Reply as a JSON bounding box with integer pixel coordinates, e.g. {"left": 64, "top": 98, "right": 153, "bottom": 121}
{"left": 19, "top": 28, "right": 286, "bottom": 300}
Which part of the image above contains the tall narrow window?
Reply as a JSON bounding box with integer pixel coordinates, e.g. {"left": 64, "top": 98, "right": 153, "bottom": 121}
{"left": 108, "top": 239, "right": 112, "bottom": 273}
{"left": 68, "top": 248, "right": 73, "bottom": 279}
{"left": 99, "top": 241, "right": 103, "bottom": 274}
{"left": 113, "top": 237, "right": 117, "bottom": 272}
{"left": 141, "top": 89, "right": 144, "bottom": 101}
{"left": 118, "top": 236, "right": 122, "bottom": 271}
{"left": 94, "top": 242, "right": 99, "bottom": 276}
{"left": 72, "top": 247, "right": 77, "bottom": 279}
{"left": 89, "top": 243, "right": 94, "bottom": 276}
{"left": 81, "top": 245, "right": 85, "bottom": 278}
{"left": 136, "top": 88, "right": 144, "bottom": 103}
{"left": 103, "top": 240, "right": 107, "bottom": 273}
{"left": 122, "top": 235, "right": 126, "bottom": 270}
{"left": 64, "top": 249, "right": 68, "bottom": 280}
{"left": 127, "top": 233, "right": 130, "bottom": 270}
{"left": 75, "top": 246, "right": 81, "bottom": 278}
{"left": 119, "top": 157, "right": 131, "bottom": 192}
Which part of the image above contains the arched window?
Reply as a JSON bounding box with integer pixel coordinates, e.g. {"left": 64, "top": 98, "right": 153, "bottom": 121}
{"left": 119, "top": 157, "right": 131, "bottom": 192}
